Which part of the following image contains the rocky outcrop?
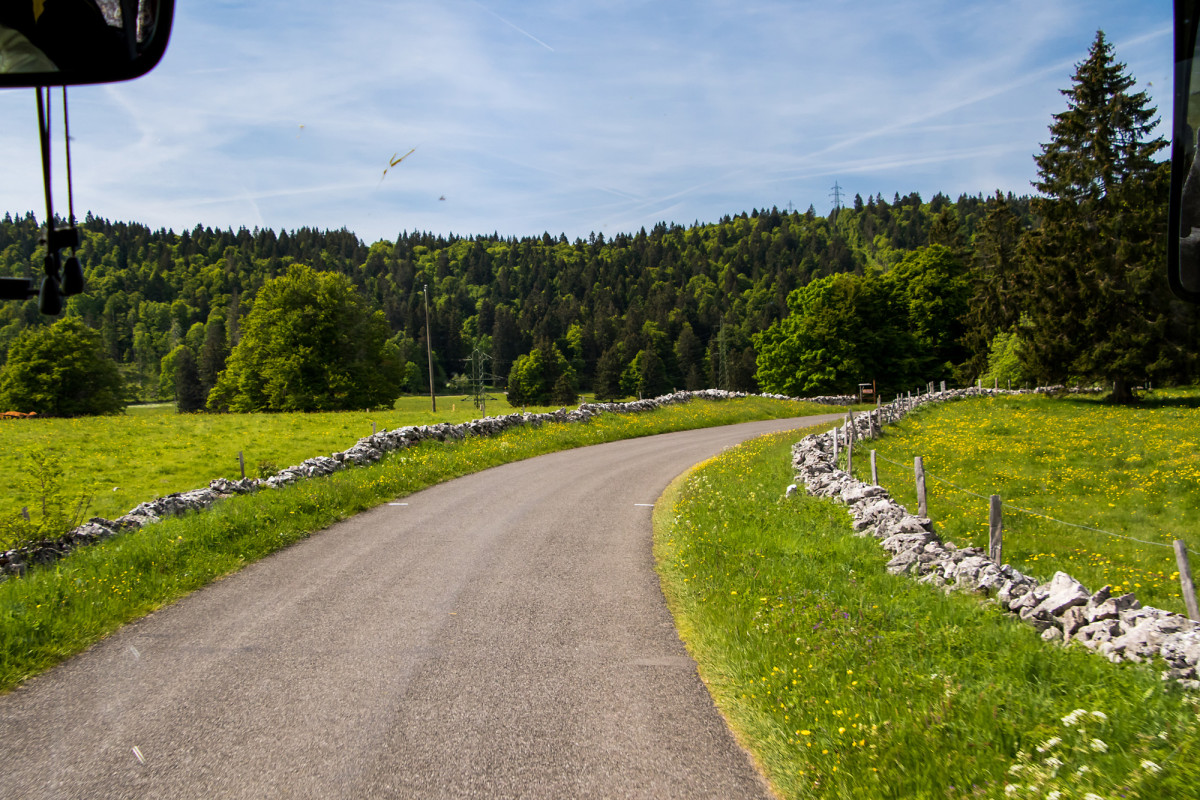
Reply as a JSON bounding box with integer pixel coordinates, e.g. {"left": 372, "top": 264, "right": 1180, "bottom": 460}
{"left": 788, "top": 387, "right": 1200, "bottom": 688}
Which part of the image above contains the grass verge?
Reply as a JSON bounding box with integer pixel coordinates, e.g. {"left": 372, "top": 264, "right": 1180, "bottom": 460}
{"left": 847, "top": 391, "right": 1200, "bottom": 616}
{"left": 0, "top": 396, "right": 832, "bottom": 693}
{"left": 655, "top": 428, "right": 1200, "bottom": 799}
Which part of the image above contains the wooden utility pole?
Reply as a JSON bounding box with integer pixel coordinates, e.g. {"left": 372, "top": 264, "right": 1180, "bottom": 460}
{"left": 425, "top": 284, "right": 436, "bottom": 413}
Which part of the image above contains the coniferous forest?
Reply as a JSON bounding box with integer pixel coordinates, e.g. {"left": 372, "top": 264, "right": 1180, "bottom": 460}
{"left": 0, "top": 33, "right": 1196, "bottom": 414}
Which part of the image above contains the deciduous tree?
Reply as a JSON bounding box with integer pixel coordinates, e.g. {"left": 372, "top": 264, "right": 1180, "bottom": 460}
{"left": 0, "top": 317, "right": 124, "bottom": 416}
{"left": 207, "top": 265, "right": 402, "bottom": 412}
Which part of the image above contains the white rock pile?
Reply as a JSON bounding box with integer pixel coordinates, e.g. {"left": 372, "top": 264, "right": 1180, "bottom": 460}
{"left": 789, "top": 387, "right": 1200, "bottom": 688}
{"left": 0, "top": 388, "right": 853, "bottom": 578}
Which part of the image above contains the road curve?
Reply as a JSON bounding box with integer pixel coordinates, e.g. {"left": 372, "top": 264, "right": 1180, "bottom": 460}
{"left": 0, "top": 413, "right": 841, "bottom": 799}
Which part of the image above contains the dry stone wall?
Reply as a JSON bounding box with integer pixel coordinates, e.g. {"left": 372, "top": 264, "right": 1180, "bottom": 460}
{"left": 787, "top": 387, "right": 1200, "bottom": 688}
{"left": 0, "top": 388, "right": 854, "bottom": 578}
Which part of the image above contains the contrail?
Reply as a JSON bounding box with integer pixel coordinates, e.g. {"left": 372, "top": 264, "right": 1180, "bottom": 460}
{"left": 472, "top": 1, "right": 555, "bottom": 52}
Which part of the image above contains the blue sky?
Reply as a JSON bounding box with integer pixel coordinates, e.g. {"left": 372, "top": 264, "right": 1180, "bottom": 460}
{"left": 0, "top": 0, "right": 1174, "bottom": 245}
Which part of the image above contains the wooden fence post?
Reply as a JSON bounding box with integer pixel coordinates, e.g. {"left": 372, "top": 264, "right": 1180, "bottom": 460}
{"left": 830, "top": 428, "right": 838, "bottom": 463}
{"left": 871, "top": 449, "right": 878, "bottom": 486}
{"left": 238, "top": 451, "right": 245, "bottom": 480}
{"left": 940, "top": 380, "right": 946, "bottom": 392}
{"left": 989, "top": 495, "right": 1003, "bottom": 565}
{"left": 372, "top": 422, "right": 377, "bottom": 435}
{"left": 846, "top": 412, "right": 855, "bottom": 475}
{"left": 914, "top": 456, "right": 927, "bottom": 518}
{"left": 1174, "top": 540, "right": 1200, "bottom": 622}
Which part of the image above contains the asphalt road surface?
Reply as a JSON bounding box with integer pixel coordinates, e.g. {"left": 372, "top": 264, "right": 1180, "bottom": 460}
{"left": 0, "top": 413, "right": 841, "bottom": 799}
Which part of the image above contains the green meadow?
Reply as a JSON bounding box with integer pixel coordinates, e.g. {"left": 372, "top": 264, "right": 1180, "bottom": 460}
{"left": 849, "top": 391, "right": 1200, "bottom": 616}
{"left": 1, "top": 393, "right": 618, "bottom": 524}
{"left": 655, "top": 424, "right": 1200, "bottom": 799}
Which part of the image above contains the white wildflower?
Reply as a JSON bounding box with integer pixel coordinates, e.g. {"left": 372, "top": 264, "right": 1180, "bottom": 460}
{"left": 1084, "top": 794, "right": 1104, "bottom": 800}
{"left": 1005, "top": 785, "right": 1020, "bottom": 796}
{"left": 1141, "top": 759, "right": 1162, "bottom": 774}
{"left": 1076, "top": 765, "right": 1090, "bottom": 775}
{"left": 1089, "top": 738, "right": 1108, "bottom": 753}
{"left": 1043, "top": 756, "right": 1063, "bottom": 770}
{"left": 1046, "top": 792, "right": 1062, "bottom": 800}
{"left": 1062, "top": 709, "right": 1087, "bottom": 726}
{"left": 1008, "top": 763, "right": 1024, "bottom": 774}
{"left": 1090, "top": 710, "right": 1107, "bottom": 721}
{"left": 1036, "top": 736, "right": 1062, "bottom": 752}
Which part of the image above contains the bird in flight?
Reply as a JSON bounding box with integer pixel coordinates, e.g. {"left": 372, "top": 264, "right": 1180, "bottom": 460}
{"left": 381, "top": 148, "right": 416, "bottom": 181}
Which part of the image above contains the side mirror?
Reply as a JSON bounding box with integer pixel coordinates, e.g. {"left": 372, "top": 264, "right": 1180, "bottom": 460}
{"left": 0, "top": 0, "right": 173, "bottom": 88}
{"left": 1170, "top": 0, "right": 1200, "bottom": 303}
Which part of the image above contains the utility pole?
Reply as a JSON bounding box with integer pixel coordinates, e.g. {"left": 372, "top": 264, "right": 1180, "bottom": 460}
{"left": 424, "top": 284, "right": 436, "bottom": 413}
{"left": 718, "top": 322, "right": 730, "bottom": 391}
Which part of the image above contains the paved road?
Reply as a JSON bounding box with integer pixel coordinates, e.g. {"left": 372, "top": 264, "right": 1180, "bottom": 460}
{"left": 0, "top": 413, "right": 840, "bottom": 799}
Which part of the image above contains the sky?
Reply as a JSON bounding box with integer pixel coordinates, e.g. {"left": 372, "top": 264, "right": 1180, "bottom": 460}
{"left": 0, "top": 0, "right": 1175, "bottom": 246}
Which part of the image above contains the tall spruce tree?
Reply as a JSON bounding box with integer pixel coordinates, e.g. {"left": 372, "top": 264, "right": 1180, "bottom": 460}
{"left": 1021, "top": 31, "right": 1171, "bottom": 402}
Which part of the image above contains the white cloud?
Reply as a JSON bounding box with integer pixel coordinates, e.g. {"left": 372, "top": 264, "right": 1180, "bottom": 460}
{"left": 0, "top": 0, "right": 1174, "bottom": 241}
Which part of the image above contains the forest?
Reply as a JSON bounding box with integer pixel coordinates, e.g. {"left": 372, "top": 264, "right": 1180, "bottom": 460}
{"left": 0, "top": 192, "right": 1011, "bottom": 401}
{"left": 1, "top": 33, "right": 1197, "bottom": 413}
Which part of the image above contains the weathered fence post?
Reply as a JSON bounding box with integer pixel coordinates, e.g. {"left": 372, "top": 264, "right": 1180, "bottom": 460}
{"left": 238, "top": 451, "right": 245, "bottom": 480}
{"left": 914, "top": 456, "right": 927, "bottom": 518}
{"left": 870, "top": 449, "right": 878, "bottom": 486}
{"left": 846, "top": 412, "right": 855, "bottom": 475}
{"left": 830, "top": 428, "right": 838, "bottom": 463}
{"left": 1174, "top": 540, "right": 1200, "bottom": 622}
{"left": 940, "top": 380, "right": 946, "bottom": 393}
{"left": 989, "top": 495, "right": 1003, "bottom": 565}
{"left": 372, "top": 422, "right": 377, "bottom": 435}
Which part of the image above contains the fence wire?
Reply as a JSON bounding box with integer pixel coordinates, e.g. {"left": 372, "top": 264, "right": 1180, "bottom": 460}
{"left": 867, "top": 451, "right": 1176, "bottom": 551}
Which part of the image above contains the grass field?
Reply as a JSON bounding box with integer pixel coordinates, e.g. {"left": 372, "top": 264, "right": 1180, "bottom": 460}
{"left": 0, "top": 395, "right": 837, "bottom": 691}
{"left": 655, "top": 428, "right": 1200, "bottom": 799}
{"left": 847, "top": 390, "right": 1200, "bottom": 616}
{"left": 0, "top": 393, "right": 624, "bottom": 524}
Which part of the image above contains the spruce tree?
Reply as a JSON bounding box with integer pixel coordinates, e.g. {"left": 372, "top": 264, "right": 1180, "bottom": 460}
{"left": 174, "top": 346, "right": 206, "bottom": 413}
{"left": 1021, "top": 31, "right": 1172, "bottom": 402}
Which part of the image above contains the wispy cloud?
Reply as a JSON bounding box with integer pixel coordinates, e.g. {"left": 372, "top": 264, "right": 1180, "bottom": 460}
{"left": 0, "top": 0, "right": 1173, "bottom": 241}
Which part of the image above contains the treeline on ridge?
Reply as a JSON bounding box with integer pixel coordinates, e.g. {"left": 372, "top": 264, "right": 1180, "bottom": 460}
{"left": 0, "top": 191, "right": 1024, "bottom": 407}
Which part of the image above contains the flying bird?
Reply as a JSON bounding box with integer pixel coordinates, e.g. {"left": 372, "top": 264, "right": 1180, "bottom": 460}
{"left": 381, "top": 148, "right": 417, "bottom": 182}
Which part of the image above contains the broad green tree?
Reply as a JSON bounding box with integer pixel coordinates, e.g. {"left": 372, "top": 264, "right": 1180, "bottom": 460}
{"left": 754, "top": 273, "right": 919, "bottom": 396}
{"left": 0, "top": 317, "right": 124, "bottom": 416}
{"left": 207, "top": 265, "right": 402, "bottom": 412}
{"left": 506, "top": 345, "right": 574, "bottom": 406}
